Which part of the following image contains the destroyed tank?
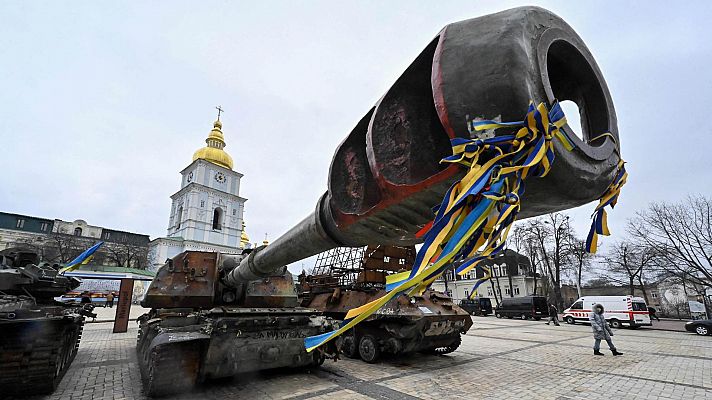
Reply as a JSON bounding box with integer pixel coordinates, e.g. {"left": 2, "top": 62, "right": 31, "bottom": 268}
{"left": 300, "top": 245, "right": 472, "bottom": 363}
{"left": 0, "top": 248, "right": 96, "bottom": 396}
{"left": 137, "top": 250, "right": 338, "bottom": 397}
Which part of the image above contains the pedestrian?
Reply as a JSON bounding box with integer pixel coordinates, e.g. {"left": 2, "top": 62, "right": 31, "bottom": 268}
{"left": 106, "top": 292, "right": 115, "bottom": 308}
{"left": 589, "top": 303, "right": 623, "bottom": 356}
{"left": 80, "top": 291, "right": 92, "bottom": 305}
{"left": 546, "top": 304, "right": 560, "bottom": 326}
{"left": 648, "top": 306, "right": 660, "bottom": 322}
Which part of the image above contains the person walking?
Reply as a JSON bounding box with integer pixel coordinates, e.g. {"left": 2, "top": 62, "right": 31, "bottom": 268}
{"left": 648, "top": 306, "right": 660, "bottom": 322}
{"left": 589, "top": 303, "right": 623, "bottom": 356}
{"left": 546, "top": 304, "right": 560, "bottom": 326}
{"left": 106, "top": 292, "right": 115, "bottom": 308}
{"left": 80, "top": 291, "right": 92, "bottom": 305}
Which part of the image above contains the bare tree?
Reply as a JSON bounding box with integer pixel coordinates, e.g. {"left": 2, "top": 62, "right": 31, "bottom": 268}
{"left": 511, "top": 226, "right": 542, "bottom": 294}
{"left": 600, "top": 241, "right": 656, "bottom": 296}
{"left": 519, "top": 213, "right": 571, "bottom": 308}
{"left": 629, "top": 196, "right": 712, "bottom": 314}
{"left": 43, "top": 231, "right": 89, "bottom": 264}
{"left": 104, "top": 241, "right": 149, "bottom": 269}
{"left": 565, "top": 235, "right": 594, "bottom": 298}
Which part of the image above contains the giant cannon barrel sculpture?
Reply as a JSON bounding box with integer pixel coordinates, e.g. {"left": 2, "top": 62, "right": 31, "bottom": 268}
{"left": 225, "top": 6, "right": 621, "bottom": 286}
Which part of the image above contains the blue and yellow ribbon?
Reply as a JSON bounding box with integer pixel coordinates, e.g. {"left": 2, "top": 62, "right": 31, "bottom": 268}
{"left": 467, "top": 265, "right": 491, "bottom": 299}
{"left": 585, "top": 160, "right": 627, "bottom": 253}
{"left": 305, "top": 100, "right": 624, "bottom": 352}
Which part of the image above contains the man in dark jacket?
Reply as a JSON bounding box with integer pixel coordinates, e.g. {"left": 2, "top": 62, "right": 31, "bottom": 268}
{"left": 589, "top": 303, "right": 623, "bottom": 356}
{"left": 80, "top": 291, "right": 92, "bottom": 305}
{"left": 546, "top": 304, "right": 560, "bottom": 326}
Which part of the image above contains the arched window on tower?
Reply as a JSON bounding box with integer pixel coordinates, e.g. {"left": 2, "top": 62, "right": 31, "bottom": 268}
{"left": 213, "top": 208, "right": 223, "bottom": 230}
{"left": 74, "top": 227, "right": 82, "bottom": 236}
{"left": 176, "top": 206, "right": 183, "bottom": 229}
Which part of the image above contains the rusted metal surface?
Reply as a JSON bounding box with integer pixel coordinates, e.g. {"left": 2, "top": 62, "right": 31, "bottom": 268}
{"left": 137, "top": 307, "right": 337, "bottom": 396}
{"left": 137, "top": 250, "right": 338, "bottom": 396}
{"left": 142, "top": 251, "right": 218, "bottom": 309}
{"left": 243, "top": 271, "right": 299, "bottom": 308}
{"left": 300, "top": 246, "right": 472, "bottom": 361}
{"left": 228, "top": 6, "right": 622, "bottom": 285}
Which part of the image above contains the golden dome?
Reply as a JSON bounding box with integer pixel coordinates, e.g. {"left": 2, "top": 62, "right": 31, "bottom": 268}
{"left": 240, "top": 221, "right": 250, "bottom": 248}
{"left": 192, "top": 119, "right": 234, "bottom": 170}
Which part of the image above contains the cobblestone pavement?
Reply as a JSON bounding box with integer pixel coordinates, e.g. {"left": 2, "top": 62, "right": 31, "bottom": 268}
{"left": 21, "top": 317, "right": 712, "bottom": 400}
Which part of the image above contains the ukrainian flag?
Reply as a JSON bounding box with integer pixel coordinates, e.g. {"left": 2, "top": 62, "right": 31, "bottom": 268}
{"left": 59, "top": 241, "right": 105, "bottom": 273}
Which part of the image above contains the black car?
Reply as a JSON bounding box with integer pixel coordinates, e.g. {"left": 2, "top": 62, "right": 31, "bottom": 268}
{"left": 459, "top": 297, "right": 493, "bottom": 316}
{"left": 685, "top": 319, "right": 712, "bottom": 336}
{"left": 495, "top": 296, "right": 549, "bottom": 320}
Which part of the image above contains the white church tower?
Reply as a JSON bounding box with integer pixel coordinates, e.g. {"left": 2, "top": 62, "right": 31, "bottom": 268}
{"left": 148, "top": 109, "right": 251, "bottom": 271}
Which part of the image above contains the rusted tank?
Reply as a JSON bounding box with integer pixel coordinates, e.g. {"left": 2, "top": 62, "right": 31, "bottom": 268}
{"left": 137, "top": 250, "right": 338, "bottom": 397}
{"left": 300, "top": 246, "right": 472, "bottom": 363}
{"left": 0, "top": 248, "right": 96, "bottom": 396}
{"left": 225, "top": 6, "right": 621, "bottom": 287}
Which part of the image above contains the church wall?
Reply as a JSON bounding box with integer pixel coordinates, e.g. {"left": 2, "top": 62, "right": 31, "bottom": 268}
{"left": 193, "top": 227, "right": 205, "bottom": 242}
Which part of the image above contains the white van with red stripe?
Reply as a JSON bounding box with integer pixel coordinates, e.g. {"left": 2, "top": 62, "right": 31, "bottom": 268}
{"left": 562, "top": 296, "right": 651, "bottom": 328}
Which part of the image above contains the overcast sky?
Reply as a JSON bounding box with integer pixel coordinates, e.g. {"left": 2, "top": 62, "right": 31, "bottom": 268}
{"left": 1, "top": 1, "right": 711, "bottom": 272}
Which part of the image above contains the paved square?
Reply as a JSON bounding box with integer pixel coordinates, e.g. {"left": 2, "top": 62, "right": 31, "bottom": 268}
{"left": 19, "top": 317, "right": 712, "bottom": 400}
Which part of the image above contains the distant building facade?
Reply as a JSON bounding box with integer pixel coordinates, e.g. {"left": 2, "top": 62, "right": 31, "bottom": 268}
{"left": 432, "top": 249, "right": 545, "bottom": 304}
{"left": 0, "top": 212, "right": 150, "bottom": 269}
{"left": 148, "top": 116, "right": 251, "bottom": 271}
{"left": 562, "top": 278, "right": 710, "bottom": 319}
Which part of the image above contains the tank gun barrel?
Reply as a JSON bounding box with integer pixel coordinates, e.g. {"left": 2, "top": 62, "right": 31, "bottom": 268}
{"left": 224, "top": 198, "right": 342, "bottom": 285}
{"left": 226, "top": 6, "right": 621, "bottom": 286}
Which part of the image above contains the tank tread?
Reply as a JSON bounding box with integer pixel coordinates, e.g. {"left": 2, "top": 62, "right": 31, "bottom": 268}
{"left": 139, "top": 341, "right": 201, "bottom": 397}
{"left": 0, "top": 318, "right": 84, "bottom": 395}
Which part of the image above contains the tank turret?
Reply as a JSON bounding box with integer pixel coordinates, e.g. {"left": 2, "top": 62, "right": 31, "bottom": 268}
{"left": 141, "top": 249, "right": 298, "bottom": 309}
{"left": 226, "top": 6, "right": 621, "bottom": 286}
{"left": 0, "top": 247, "right": 82, "bottom": 300}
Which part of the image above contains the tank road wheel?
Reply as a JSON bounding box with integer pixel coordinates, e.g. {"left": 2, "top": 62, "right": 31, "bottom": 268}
{"left": 426, "top": 335, "right": 463, "bottom": 356}
{"left": 565, "top": 316, "right": 575, "bottom": 325}
{"left": 312, "top": 350, "right": 326, "bottom": 366}
{"left": 142, "top": 343, "right": 200, "bottom": 397}
{"left": 341, "top": 332, "right": 359, "bottom": 359}
{"left": 358, "top": 335, "right": 381, "bottom": 364}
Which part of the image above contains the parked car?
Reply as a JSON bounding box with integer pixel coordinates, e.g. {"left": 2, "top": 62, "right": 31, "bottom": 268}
{"left": 685, "top": 319, "right": 712, "bottom": 336}
{"left": 494, "top": 296, "right": 549, "bottom": 320}
{"left": 562, "top": 296, "right": 651, "bottom": 328}
{"left": 459, "top": 297, "right": 493, "bottom": 316}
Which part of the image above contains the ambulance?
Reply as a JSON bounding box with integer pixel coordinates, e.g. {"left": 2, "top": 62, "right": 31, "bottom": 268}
{"left": 562, "top": 295, "right": 651, "bottom": 328}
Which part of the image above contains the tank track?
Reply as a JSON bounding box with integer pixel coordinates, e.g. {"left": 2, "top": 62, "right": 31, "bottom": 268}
{"left": 137, "top": 337, "right": 201, "bottom": 397}
{"left": 0, "top": 317, "right": 84, "bottom": 395}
